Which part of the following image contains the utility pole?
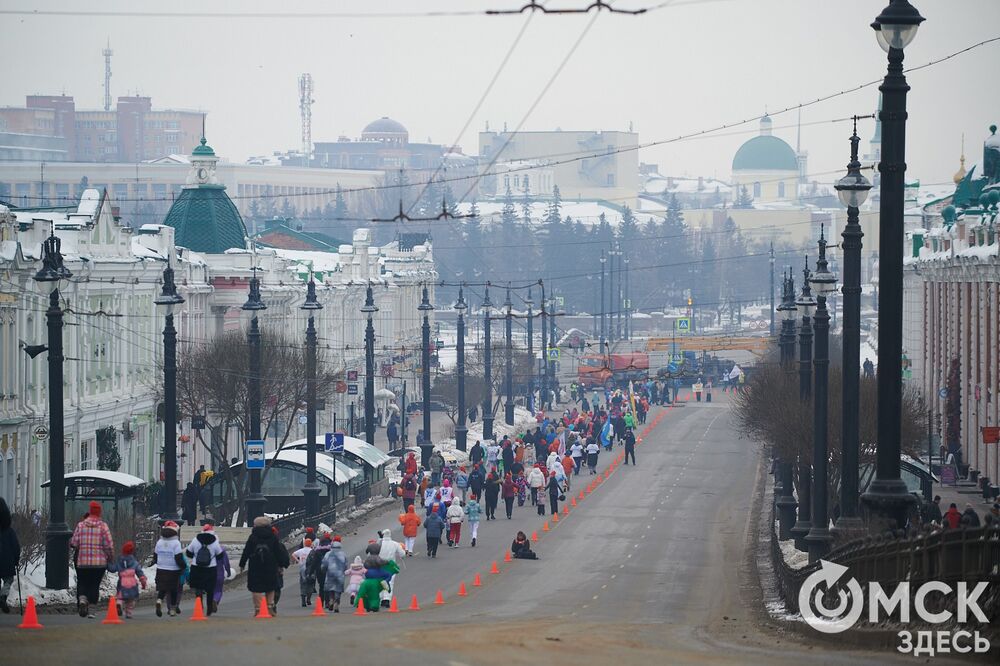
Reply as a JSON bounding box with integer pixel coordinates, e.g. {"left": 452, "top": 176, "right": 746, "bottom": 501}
{"left": 419, "top": 285, "right": 433, "bottom": 466}
{"left": 242, "top": 269, "right": 266, "bottom": 524}
{"left": 102, "top": 40, "right": 113, "bottom": 112}
{"left": 155, "top": 263, "right": 184, "bottom": 522}
{"left": 769, "top": 242, "right": 775, "bottom": 337}
{"left": 526, "top": 286, "right": 534, "bottom": 411}
{"left": 300, "top": 278, "right": 322, "bottom": 519}
{"left": 540, "top": 282, "right": 548, "bottom": 412}
{"left": 482, "top": 286, "right": 495, "bottom": 440}
{"left": 455, "top": 289, "right": 468, "bottom": 451}
{"left": 362, "top": 285, "right": 378, "bottom": 448}
{"left": 599, "top": 251, "right": 606, "bottom": 349}
{"left": 504, "top": 286, "right": 515, "bottom": 425}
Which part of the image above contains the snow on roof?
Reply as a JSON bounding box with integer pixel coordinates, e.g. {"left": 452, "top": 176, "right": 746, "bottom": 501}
{"left": 260, "top": 448, "right": 359, "bottom": 485}
{"left": 44, "top": 469, "right": 146, "bottom": 488}
{"left": 455, "top": 200, "right": 656, "bottom": 227}
{"left": 271, "top": 248, "right": 342, "bottom": 274}
{"left": 77, "top": 189, "right": 101, "bottom": 216}
{"left": 287, "top": 435, "right": 392, "bottom": 469}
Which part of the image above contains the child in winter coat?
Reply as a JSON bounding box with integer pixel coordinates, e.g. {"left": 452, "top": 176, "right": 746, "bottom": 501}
{"left": 464, "top": 495, "right": 482, "bottom": 548}
{"left": 295, "top": 538, "right": 316, "bottom": 607}
{"left": 535, "top": 482, "right": 547, "bottom": 516}
{"left": 320, "top": 537, "right": 348, "bottom": 612}
{"left": 446, "top": 500, "right": 464, "bottom": 547}
{"left": 398, "top": 506, "right": 421, "bottom": 556}
{"left": 344, "top": 556, "right": 366, "bottom": 606}
{"left": 151, "top": 520, "right": 186, "bottom": 618}
{"left": 114, "top": 541, "right": 147, "bottom": 619}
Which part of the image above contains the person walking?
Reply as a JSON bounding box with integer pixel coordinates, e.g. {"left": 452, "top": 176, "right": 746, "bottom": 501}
{"left": 486, "top": 440, "right": 501, "bottom": 474}
{"left": 484, "top": 471, "right": 501, "bottom": 520}
{"left": 181, "top": 482, "right": 198, "bottom": 527}
{"left": 0, "top": 498, "right": 19, "bottom": 614}
{"left": 423, "top": 504, "right": 446, "bottom": 558}
{"left": 293, "top": 539, "right": 315, "bottom": 607}
{"left": 239, "top": 516, "right": 290, "bottom": 617}
{"left": 400, "top": 472, "right": 418, "bottom": 512}
{"left": 586, "top": 438, "right": 600, "bottom": 474}
{"left": 468, "top": 464, "right": 485, "bottom": 502}
{"left": 464, "top": 495, "right": 482, "bottom": 547}
{"left": 624, "top": 428, "right": 637, "bottom": 466}
{"left": 186, "top": 523, "right": 224, "bottom": 615}
{"left": 344, "top": 556, "right": 366, "bottom": 607}
{"left": 502, "top": 473, "right": 517, "bottom": 519}
{"left": 547, "top": 471, "right": 561, "bottom": 515}
{"left": 446, "top": 500, "right": 465, "bottom": 547}
{"left": 307, "top": 532, "right": 333, "bottom": 594}
{"left": 398, "top": 505, "right": 421, "bottom": 556}
{"left": 454, "top": 466, "right": 470, "bottom": 504}
{"left": 113, "top": 541, "right": 147, "bottom": 619}
{"left": 501, "top": 439, "right": 515, "bottom": 478}
{"left": 387, "top": 420, "right": 399, "bottom": 450}
{"left": 527, "top": 464, "right": 545, "bottom": 506}
{"left": 570, "top": 439, "right": 584, "bottom": 475}
{"left": 470, "top": 440, "right": 484, "bottom": 467}
{"left": 320, "top": 536, "right": 348, "bottom": 612}
{"left": 151, "top": 520, "right": 185, "bottom": 617}
{"left": 943, "top": 503, "right": 962, "bottom": 529}
{"left": 429, "top": 449, "right": 446, "bottom": 486}
{"left": 922, "top": 495, "right": 943, "bottom": 526}
{"left": 69, "top": 501, "right": 114, "bottom": 618}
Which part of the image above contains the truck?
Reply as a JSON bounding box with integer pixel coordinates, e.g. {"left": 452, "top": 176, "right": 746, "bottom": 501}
{"left": 577, "top": 352, "right": 650, "bottom": 388}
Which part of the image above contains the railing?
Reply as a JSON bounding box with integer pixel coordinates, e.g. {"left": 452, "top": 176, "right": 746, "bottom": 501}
{"left": 271, "top": 509, "right": 307, "bottom": 536}
{"left": 353, "top": 481, "right": 371, "bottom": 507}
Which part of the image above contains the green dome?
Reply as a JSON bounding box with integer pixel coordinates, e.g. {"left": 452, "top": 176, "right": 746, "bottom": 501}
{"left": 732, "top": 135, "right": 799, "bottom": 171}
{"left": 163, "top": 185, "right": 247, "bottom": 253}
{"left": 191, "top": 137, "right": 216, "bottom": 157}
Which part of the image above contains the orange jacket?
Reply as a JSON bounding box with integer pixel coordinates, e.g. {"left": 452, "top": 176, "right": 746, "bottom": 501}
{"left": 561, "top": 456, "right": 574, "bottom": 476}
{"left": 399, "top": 507, "right": 422, "bottom": 538}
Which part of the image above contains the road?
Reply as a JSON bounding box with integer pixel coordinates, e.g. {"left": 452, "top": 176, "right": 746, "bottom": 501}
{"left": 2, "top": 392, "right": 926, "bottom": 665}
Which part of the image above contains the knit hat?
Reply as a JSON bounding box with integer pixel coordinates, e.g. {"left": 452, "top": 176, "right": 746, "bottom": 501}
{"left": 306, "top": 526, "right": 315, "bottom": 535}
{"left": 333, "top": 535, "right": 342, "bottom": 542}
{"left": 88, "top": 501, "right": 102, "bottom": 518}
{"left": 202, "top": 523, "right": 215, "bottom": 532}
{"left": 304, "top": 538, "right": 313, "bottom": 547}
{"left": 253, "top": 516, "right": 272, "bottom": 527}
{"left": 122, "top": 541, "right": 135, "bottom": 555}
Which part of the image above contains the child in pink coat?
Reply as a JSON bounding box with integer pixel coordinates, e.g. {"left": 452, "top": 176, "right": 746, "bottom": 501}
{"left": 344, "top": 556, "right": 366, "bottom": 606}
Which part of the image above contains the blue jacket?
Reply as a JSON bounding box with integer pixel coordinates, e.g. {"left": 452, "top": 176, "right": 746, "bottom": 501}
{"left": 464, "top": 500, "right": 482, "bottom": 523}
{"left": 423, "top": 513, "right": 446, "bottom": 539}
{"left": 320, "top": 543, "right": 348, "bottom": 593}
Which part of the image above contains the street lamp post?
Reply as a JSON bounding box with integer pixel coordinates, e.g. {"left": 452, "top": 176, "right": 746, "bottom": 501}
{"left": 525, "top": 287, "right": 534, "bottom": 412}
{"left": 418, "top": 285, "right": 433, "bottom": 465}
{"left": 834, "top": 120, "right": 872, "bottom": 535}
{"left": 242, "top": 270, "right": 267, "bottom": 524}
{"left": 862, "top": 0, "right": 924, "bottom": 530}
{"left": 362, "top": 285, "right": 379, "bottom": 449}
{"left": 28, "top": 233, "right": 72, "bottom": 589}
{"left": 504, "top": 286, "right": 514, "bottom": 425}
{"left": 455, "top": 288, "right": 468, "bottom": 451}
{"left": 300, "top": 279, "right": 322, "bottom": 519}
{"left": 774, "top": 270, "right": 799, "bottom": 539}
{"left": 155, "top": 263, "right": 185, "bottom": 522}
{"left": 769, "top": 244, "right": 776, "bottom": 338}
{"left": 548, "top": 291, "right": 556, "bottom": 405}
{"left": 790, "top": 260, "right": 816, "bottom": 552}
{"left": 539, "top": 282, "right": 547, "bottom": 413}
{"left": 624, "top": 256, "right": 631, "bottom": 340}
{"left": 481, "top": 286, "right": 495, "bottom": 440}
{"left": 599, "top": 252, "right": 606, "bottom": 349}
{"left": 807, "top": 228, "right": 838, "bottom": 562}
{"left": 777, "top": 271, "right": 798, "bottom": 366}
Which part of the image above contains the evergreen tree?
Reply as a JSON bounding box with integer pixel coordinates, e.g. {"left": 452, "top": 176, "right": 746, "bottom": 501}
{"left": 544, "top": 184, "right": 563, "bottom": 225}
{"left": 520, "top": 181, "right": 533, "bottom": 225}
{"left": 501, "top": 186, "right": 517, "bottom": 227}
{"left": 617, "top": 205, "right": 639, "bottom": 240}
{"left": 735, "top": 184, "right": 754, "bottom": 209}
{"left": 76, "top": 176, "right": 90, "bottom": 199}
{"left": 332, "top": 184, "right": 348, "bottom": 219}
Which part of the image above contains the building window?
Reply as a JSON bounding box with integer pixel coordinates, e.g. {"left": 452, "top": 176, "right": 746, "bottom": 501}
{"left": 753, "top": 182, "right": 761, "bottom": 198}
{"left": 81, "top": 439, "right": 93, "bottom": 470}
{"left": 778, "top": 181, "right": 785, "bottom": 198}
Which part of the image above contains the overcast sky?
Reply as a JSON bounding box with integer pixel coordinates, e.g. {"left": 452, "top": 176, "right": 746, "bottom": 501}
{"left": 3, "top": 0, "right": 999, "bottom": 190}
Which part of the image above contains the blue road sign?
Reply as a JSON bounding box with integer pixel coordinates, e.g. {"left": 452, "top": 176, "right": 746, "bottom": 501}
{"left": 245, "top": 440, "right": 265, "bottom": 470}
{"left": 325, "top": 432, "right": 345, "bottom": 453}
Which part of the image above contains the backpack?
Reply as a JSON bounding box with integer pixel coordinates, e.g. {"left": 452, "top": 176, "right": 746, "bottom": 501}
{"left": 118, "top": 559, "right": 138, "bottom": 589}
{"left": 195, "top": 541, "right": 213, "bottom": 568}
{"left": 252, "top": 541, "right": 276, "bottom": 570}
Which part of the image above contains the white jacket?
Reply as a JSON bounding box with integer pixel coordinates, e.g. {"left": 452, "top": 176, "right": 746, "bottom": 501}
{"left": 377, "top": 529, "right": 405, "bottom": 564}
{"left": 446, "top": 503, "right": 465, "bottom": 525}
{"left": 526, "top": 468, "right": 546, "bottom": 489}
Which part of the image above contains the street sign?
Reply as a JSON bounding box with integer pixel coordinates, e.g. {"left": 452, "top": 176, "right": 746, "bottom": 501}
{"left": 938, "top": 387, "right": 948, "bottom": 399}
{"left": 191, "top": 416, "right": 206, "bottom": 430}
{"left": 315, "top": 399, "right": 326, "bottom": 411}
{"left": 555, "top": 296, "right": 564, "bottom": 306}
{"left": 348, "top": 384, "right": 359, "bottom": 395}
{"left": 335, "top": 381, "right": 348, "bottom": 394}
{"left": 675, "top": 318, "right": 691, "bottom": 332}
{"left": 33, "top": 425, "right": 49, "bottom": 441}
{"left": 347, "top": 370, "right": 359, "bottom": 381}
{"left": 547, "top": 347, "right": 559, "bottom": 360}
{"left": 245, "top": 440, "right": 266, "bottom": 470}
{"left": 324, "top": 432, "right": 345, "bottom": 453}
{"left": 298, "top": 414, "right": 308, "bottom": 425}
{"left": 983, "top": 426, "right": 1000, "bottom": 444}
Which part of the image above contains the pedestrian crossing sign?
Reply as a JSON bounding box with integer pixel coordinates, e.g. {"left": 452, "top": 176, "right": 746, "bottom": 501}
{"left": 547, "top": 347, "right": 560, "bottom": 360}
{"left": 676, "top": 318, "right": 691, "bottom": 331}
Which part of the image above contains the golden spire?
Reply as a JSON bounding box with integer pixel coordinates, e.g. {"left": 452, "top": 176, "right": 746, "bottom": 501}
{"left": 953, "top": 133, "right": 967, "bottom": 184}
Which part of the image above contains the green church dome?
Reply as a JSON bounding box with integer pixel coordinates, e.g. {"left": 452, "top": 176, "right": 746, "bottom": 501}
{"left": 732, "top": 135, "right": 799, "bottom": 171}
{"left": 163, "top": 185, "right": 247, "bottom": 253}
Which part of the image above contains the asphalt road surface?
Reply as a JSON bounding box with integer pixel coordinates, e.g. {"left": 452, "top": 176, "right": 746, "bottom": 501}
{"left": 2, "top": 393, "right": 930, "bottom": 665}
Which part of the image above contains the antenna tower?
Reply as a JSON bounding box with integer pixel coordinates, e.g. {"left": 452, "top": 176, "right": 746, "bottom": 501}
{"left": 102, "top": 40, "right": 114, "bottom": 111}
{"left": 298, "top": 73, "right": 314, "bottom": 165}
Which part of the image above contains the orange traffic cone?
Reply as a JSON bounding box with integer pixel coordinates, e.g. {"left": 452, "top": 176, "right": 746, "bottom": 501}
{"left": 409, "top": 594, "right": 421, "bottom": 611}
{"left": 255, "top": 597, "right": 272, "bottom": 619}
{"left": 388, "top": 596, "right": 400, "bottom": 613}
{"left": 571, "top": 497, "right": 577, "bottom": 507}
{"left": 353, "top": 600, "right": 367, "bottom": 615}
{"left": 311, "top": 597, "right": 326, "bottom": 616}
{"left": 490, "top": 560, "right": 500, "bottom": 574}
{"left": 102, "top": 596, "right": 123, "bottom": 625}
{"left": 531, "top": 531, "right": 539, "bottom": 542}
{"left": 458, "top": 582, "right": 468, "bottom": 597}
{"left": 578, "top": 491, "right": 584, "bottom": 501}
{"left": 562, "top": 505, "right": 570, "bottom": 516}
{"left": 434, "top": 589, "right": 445, "bottom": 605}
{"left": 503, "top": 549, "right": 512, "bottom": 563}
{"left": 189, "top": 596, "right": 207, "bottom": 622}
{"left": 552, "top": 511, "right": 559, "bottom": 523}
{"left": 17, "top": 596, "right": 42, "bottom": 629}
{"left": 543, "top": 521, "right": 550, "bottom": 531}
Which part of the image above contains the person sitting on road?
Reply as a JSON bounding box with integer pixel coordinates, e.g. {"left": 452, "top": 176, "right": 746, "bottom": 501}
{"left": 511, "top": 531, "right": 538, "bottom": 560}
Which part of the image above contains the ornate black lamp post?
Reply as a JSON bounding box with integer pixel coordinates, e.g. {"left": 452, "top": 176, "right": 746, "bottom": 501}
{"left": 504, "top": 286, "right": 515, "bottom": 425}
{"left": 481, "top": 286, "right": 495, "bottom": 440}
{"left": 455, "top": 288, "right": 468, "bottom": 451}
{"left": 155, "top": 263, "right": 185, "bottom": 522}
{"left": 599, "top": 252, "right": 607, "bottom": 349}
{"left": 539, "top": 282, "right": 547, "bottom": 412}
{"left": 362, "top": 286, "right": 378, "bottom": 448}
{"left": 861, "top": 0, "right": 925, "bottom": 531}
{"left": 301, "top": 279, "right": 322, "bottom": 518}
{"left": 242, "top": 270, "right": 267, "bottom": 523}
{"left": 418, "top": 285, "right": 433, "bottom": 465}
{"left": 525, "top": 286, "right": 534, "bottom": 411}
{"left": 807, "top": 229, "right": 838, "bottom": 562}
{"left": 27, "top": 233, "right": 72, "bottom": 589}
{"left": 548, "top": 290, "right": 556, "bottom": 406}
{"left": 790, "top": 259, "right": 816, "bottom": 552}
{"left": 777, "top": 271, "right": 798, "bottom": 365}
{"left": 774, "top": 270, "right": 798, "bottom": 539}
{"left": 834, "top": 121, "right": 872, "bottom": 535}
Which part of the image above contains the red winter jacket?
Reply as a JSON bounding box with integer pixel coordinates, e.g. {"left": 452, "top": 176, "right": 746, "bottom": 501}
{"left": 943, "top": 507, "right": 962, "bottom": 529}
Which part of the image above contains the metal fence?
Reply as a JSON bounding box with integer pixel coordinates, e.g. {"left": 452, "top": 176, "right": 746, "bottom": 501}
{"left": 353, "top": 481, "right": 371, "bottom": 507}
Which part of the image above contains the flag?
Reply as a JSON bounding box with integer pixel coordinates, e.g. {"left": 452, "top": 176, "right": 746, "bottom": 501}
{"left": 599, "top": 420, "right": 612, "bottom": 448}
